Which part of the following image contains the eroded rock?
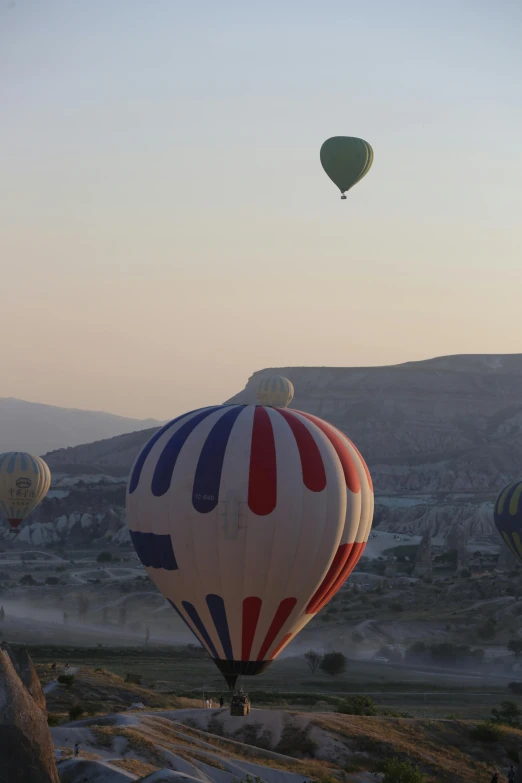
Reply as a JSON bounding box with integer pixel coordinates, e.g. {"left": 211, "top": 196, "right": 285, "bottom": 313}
{"left": 0, "top": 643, "right": 59, "bottom": 783}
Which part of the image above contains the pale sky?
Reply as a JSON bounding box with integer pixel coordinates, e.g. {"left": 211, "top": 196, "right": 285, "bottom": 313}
{"left": 1, "top": 0, "right": 521, "bottom": 420}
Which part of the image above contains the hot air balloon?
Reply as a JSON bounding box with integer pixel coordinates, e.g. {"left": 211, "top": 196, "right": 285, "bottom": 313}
{"left": 494, "top": 480, "right": 522, "bottom": 562}
{"left": 126, "top": 399, "right": 373, "bottom": 690}
{"left": 320, "top": 136, "right": 373, "bottom": 199}
{"left": 255, "top": 376, "right": 294, "bottom": 408}
{"left": 0, "top": 452, "right": 51, "bottom": 529}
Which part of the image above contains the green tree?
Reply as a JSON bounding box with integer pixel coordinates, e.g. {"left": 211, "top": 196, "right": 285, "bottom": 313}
{"left": 304, "top": 650, "right": 323, "bottom": 674}
{"left": 58, "top": 674, "right": 75, "bottom": 689}
{"left": 508, "top": 639, "right": 522, "bottom": 657}
{"left": 382, "top": 758, "right": 426, "bottom": 783}
{"left": 476, "top": 621, "right": 496, "bottom": 641}
{"left": 20, "top": 574, "right": 36, "bottom": 585}
{"left": 491, "top": 700, "right": 522, "bottom": 727}
{"left": 97, "top": 551, "right": 113, "bottom": 563}
{"left": 406, "top": 641, "right": 427, "bottom": 661}
{"left": 68, "top": 704, "right": 84, "bottom": 721}
{"left": 319, "top": 652, "right": 346, "bottom": 677}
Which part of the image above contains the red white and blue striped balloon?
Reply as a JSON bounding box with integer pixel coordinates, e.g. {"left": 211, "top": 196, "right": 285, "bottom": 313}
{"left": 126, "top": 404, "right": 373, "bottom": 688}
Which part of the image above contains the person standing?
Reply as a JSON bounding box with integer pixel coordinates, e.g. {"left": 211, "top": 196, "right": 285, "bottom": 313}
{"left": 209, "top": 698, "right": 213, "bottom": 709}
{"left": 219, "top": 696, "right": 224, "bottom": 708}
{"left": 74, "top": 743, "right": 80, "bottom": 758}
{"left": 508, "top": 766, "right": 516, "bottom": 783}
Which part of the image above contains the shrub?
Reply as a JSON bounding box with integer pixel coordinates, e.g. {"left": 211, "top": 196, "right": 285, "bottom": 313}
{"left": 97, "top": 551, "right": 113, "bottom": 563}
{"left": 45, "top": 577, "right": 60, "bottom": 585}
{"left": 508, "top": 682, "right": 522, "bottom": 695}
{"left": 20, "top": 574, "right": 36, "bottom": 585}
{"left": 337, "top": 695, "right": 377, "bottom": 716}
{"left": 47, "top": 713, "right": 61, "bottom": 726}
{"left": 470, "top": 721, "right": 505, "bottom": 743}
{"left": 68, "top": 704, "right": 85, "bottom": 721}
{"left": 382, "top": 758, "right": 426, "bottom": 783}
{"left": 84, "top": 702, "right": 102, "bottom": 715}
{"left": 57, "top": 674, "right": 75, "bottom": 688}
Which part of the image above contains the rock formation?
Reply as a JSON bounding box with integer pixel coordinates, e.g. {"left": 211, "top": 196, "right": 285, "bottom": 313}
{"left": 384, "top": 555, "right": 397, "bottom": 577}
{"left": 498, "top": 542, "right": 519, "bottom": 571}
{"left": 413, "top": 533, "right": 432, "bottom": 578}
{"left": 0, "top": 643, "right": 59, "bottom": 782}
{"left": 445, "top": 522, "right": 469, "bottom": 572}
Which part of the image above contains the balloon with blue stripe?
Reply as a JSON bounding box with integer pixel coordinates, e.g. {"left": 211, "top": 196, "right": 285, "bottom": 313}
{"left": 0, "top": 452, "right": 51, "bottom": 530}
{"left": 494, "top": 480, "right": 522, "bottom": 564}
{"left": 126, "top": 391, "right": 374, "bottom": 691}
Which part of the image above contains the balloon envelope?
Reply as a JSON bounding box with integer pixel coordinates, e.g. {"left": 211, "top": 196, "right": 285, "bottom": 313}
{"left": 0, "top": 452, "right": 51, "bottom": 529}
{"left": 255, "top": 376, "right": 294, "bottom": 408}
{"left": 126, "top": 404, "right": 373, "bottom": 688}
{"left": 320, "top": 136, "right": 373, "bottom": 196}
{"left": 494, "top": 480, "right": 522, "bottom": 562}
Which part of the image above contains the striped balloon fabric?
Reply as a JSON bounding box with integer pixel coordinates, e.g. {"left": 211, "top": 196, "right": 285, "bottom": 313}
{"left": 126, "top": 404, "right": 373, "bottom": 688}
{"left": 255, "top": 376, "right": 294, "bottom": 408}
{"left": 0, "top": 452, "right": 51, "bottom": 529}
{"left": 494, "top": 480, "right": 522, "bottom": 562}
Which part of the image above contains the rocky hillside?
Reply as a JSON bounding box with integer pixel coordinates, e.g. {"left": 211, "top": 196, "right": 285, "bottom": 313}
{"left": 41, "top": 665, "right": 522, "bottom": 783}
{"left": 35, "top": 353, "right": 522, "bottom": 544}
{"left": 0, "top": 397, "right": 162, "bottom": 455}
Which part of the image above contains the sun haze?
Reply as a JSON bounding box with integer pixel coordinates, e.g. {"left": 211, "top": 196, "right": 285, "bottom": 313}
{"left": 1, "top": 0, "right": 521, "bottom": 419}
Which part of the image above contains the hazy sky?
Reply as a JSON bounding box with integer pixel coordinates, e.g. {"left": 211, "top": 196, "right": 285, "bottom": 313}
{"left": 2, "top": 0, "right": 521, "bottom": 420}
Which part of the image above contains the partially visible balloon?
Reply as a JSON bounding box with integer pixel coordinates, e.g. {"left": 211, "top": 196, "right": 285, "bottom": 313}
{"left": 494, "top": 480, "right": 522, "bottom": 562}
{"left": 320, "top": 136, "right": 373, "bottom": 199}
{"left": 126, "top": 402, "right": 373, "bottom": 690}
{"left": 0, "top": 452, "right": 51, "bottom": 529}
{"left": 256, "top": 376, "right": 294, "bottom": 408}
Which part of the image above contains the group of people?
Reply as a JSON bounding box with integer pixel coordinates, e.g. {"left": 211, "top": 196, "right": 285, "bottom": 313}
{"left": 202, "top": 696, "right": 225, "bottom": 709}
{"left": 491, "top": 767, "right": 516, "bottom": 783}
{"left": 231, "top": 690, "right": 248, "bottom": 707}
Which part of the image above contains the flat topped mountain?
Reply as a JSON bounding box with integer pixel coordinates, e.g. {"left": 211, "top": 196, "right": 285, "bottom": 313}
{"left": 0, "top": 397, "right": 162, "bottom": 456}
{"left": 39, "top": 354, "right": 522, "bottom": 540}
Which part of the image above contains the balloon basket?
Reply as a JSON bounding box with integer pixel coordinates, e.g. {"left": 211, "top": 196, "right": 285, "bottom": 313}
{"left": 230, "top": 690, "right": 251, "bottom": 717}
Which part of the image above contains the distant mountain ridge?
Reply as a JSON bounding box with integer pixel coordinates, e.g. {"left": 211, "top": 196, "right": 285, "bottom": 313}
{"left": 0, "top": 397, "right": 162, "bottom": 455}
{"left": 37, "top": 353, "right": 522, "bottom": 543}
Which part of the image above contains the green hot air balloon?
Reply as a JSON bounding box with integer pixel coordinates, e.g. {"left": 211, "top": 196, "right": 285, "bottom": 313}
{"left": 320, "top": 137, "right": 374, "bottom": 199}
